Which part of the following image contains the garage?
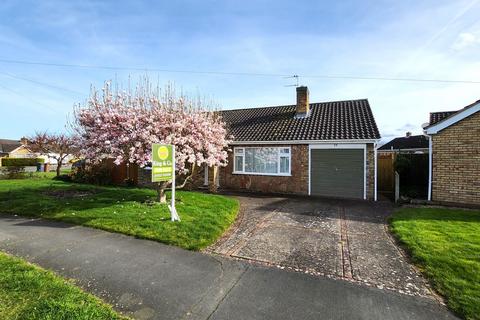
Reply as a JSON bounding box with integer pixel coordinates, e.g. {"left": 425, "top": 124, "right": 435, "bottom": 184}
{"left": 310, "top": 147, "right": 365, "bottom": 199}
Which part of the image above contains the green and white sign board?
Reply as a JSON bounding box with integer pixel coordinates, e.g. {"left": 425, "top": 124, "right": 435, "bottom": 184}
{"left": 151, "top": 144, "right": 180, "bottom": 221}
{"left": 152, "top": 144, "right": 174, "bottom": 182}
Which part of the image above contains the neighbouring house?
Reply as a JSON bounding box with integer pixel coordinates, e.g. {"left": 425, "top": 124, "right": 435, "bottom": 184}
{"left": 424, "top": 99, "right": 480, "bottom": 206}
{"left": 197, "top": 86, "right": 381, "bottom": 200}
{"left": 378, "top": 132, "right": 429, "bottom": 154}
{"left": 0, "top": 138, "right": 75, "bottom": 166}
{"left": 0, "top": 138, "right": 35, "bottom": 164}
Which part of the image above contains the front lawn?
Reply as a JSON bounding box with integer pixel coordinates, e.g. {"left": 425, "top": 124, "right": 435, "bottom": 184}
{"left": 0, "top": 178, "right": 238, "bottom": 250}
{"left": 0, "top": 251, "right": 125, "bottom": 319}
{"left": 390, "top": 207, "right": 480, "bottom": 320}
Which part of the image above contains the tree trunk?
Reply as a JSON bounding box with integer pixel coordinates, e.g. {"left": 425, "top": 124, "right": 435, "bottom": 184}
{"left": 56, "top": 161, "right": 62, "bottom": 176}
{"left": 156, "top": 181, "right": 169, "bottom": 203}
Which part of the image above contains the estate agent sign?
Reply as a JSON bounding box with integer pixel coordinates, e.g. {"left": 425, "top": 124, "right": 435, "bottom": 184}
{"left": 152, "top": 144, "right": 173, "bottom": 182}
{"left": 152, "top": 144, "right": 180, "bottom": 221}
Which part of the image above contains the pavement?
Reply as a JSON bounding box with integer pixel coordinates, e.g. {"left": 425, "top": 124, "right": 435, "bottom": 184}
{"left": 0, "top": 215, "right": 457, "bottom": 320}
{"left": 208, "top": 194, "right": 432, "bottom": 297}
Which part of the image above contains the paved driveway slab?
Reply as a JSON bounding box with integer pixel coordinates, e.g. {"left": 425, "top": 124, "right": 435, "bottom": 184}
{"left": 208, "top": 195, "right": 433, "bottom": 297}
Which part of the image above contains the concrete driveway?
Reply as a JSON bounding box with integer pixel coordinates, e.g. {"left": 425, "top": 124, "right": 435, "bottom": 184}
{"left": 208, "top": 194, "right": 433, "bottom": 298}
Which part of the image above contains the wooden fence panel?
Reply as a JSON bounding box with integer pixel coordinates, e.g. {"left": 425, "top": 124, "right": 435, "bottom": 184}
{"left": 377, "top": 153, "right": 395, "bottom": 197}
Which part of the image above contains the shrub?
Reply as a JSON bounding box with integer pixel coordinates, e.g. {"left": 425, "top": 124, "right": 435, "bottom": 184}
{"left": 124, "top": 178, "right": 136, "bottom": 187}
{"left": 70, "top": 163, "right": 112, "bottom": 186}
{"left": 394, "top": 154, "right": 412, "bottom": 175}
{"left": 1, "top": 166, "right": 27, "bottom": 179}
{"left": 1, "top": 158, "right": 44, "bottom": 167}
{"left": 53, "top": 174, "right": 72, "bottom": 182}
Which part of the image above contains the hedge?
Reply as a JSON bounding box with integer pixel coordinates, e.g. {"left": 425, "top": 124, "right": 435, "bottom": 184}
{"left": 1, "top": 158, "right": 45, "bottom": 167}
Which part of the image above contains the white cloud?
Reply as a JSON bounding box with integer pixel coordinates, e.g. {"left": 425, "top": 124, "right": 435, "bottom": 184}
{"left": 452, "top": 32, "right": 480, "bottom": 50}
{"left": 2, "top": 0, "right": 480, "bottom": 139}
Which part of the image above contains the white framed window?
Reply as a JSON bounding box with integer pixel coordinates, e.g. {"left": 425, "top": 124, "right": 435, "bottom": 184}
{"left": 233, "top": 147, "right": 291, "bottom": 176}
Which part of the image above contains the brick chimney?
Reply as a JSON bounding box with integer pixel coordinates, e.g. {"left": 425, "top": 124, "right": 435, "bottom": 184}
{"left": 406, "top": 132, "right": 412, "bottom": 137}
{"left": 295, "top": 86, "right": 310, "bottom": 118}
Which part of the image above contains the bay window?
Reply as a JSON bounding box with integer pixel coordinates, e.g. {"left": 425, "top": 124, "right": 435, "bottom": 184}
{"left": 233, "top": 147, "right": 291, "bottom": 176}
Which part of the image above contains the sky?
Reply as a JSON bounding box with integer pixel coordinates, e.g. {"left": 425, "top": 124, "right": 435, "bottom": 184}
{"left": 0, "top": 0, "right": 479, "bottom": 143}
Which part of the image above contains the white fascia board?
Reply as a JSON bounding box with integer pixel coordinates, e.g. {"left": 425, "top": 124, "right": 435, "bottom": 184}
{"left": 8, "top": 145, "right": 34, "bottom": 155}
{"left": 230, "top": 139, "right": 377, "bottom": 145}
{"left": 7, "top": 146, "right": 24, "bottom": 154}
{"left": 426, "top": 101, "right": 480, "bottom": 135}
{"left": 309, "top": 143, "right": 367, "bottom": 149}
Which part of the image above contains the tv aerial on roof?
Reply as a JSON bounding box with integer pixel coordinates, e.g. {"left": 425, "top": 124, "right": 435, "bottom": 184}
{"left": 284, "top": 74, "right": 299, "bottom": 87}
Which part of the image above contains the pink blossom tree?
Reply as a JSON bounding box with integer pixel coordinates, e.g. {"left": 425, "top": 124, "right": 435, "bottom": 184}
{"left": 73, "top": 80, "right": 231, "bottom": 202}
{"left": 28, "top": 132, "right": 77, "bottom": 176}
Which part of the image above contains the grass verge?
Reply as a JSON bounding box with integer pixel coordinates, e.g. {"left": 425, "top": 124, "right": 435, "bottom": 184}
{"left": 0, "top": 178, "right": 239, "bottom": 250}
{"left": 390, "top": 207, "right": 480, "bottom": 320}
{"left": 0, "top": 251, "right": 125, "bottom": 319}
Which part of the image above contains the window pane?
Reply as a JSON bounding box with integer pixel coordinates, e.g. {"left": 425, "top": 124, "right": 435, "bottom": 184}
{"left": 245, "top": 148, "right": 278, "bottom": 174}
{"left": 280, "top": 156, "right": 290, "bottom": 173}
{"left": 280, "top": 148, "right": 290, "bottom": 154}
{"left": 236, "top": 148, "right": 244, "bottom": 154}
{"left": 235, "top": 155, "right": 243, "bottom": 172}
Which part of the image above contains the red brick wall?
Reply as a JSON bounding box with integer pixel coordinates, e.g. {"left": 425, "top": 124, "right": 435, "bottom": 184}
{"left": 219, "top": 143, "right": 375, "bottom": 199}
{"left": 366, "top": 144, "right": 375, "bottom": 200}
{"left": 191, "top": 143, "right": 376, "bottom": 200}
{"left": 219, "top": 144, "right": 309, "bottom": 195}
{"left": 432, "top": 111, "right": 480, "bottom": 206}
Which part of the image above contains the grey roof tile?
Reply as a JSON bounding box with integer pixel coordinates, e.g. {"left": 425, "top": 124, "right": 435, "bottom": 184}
{"left": 220, "top": 99, "right": 380, "bottom": 142}
{"left": 429, "top": 111, "right": 457, "bottom": 125}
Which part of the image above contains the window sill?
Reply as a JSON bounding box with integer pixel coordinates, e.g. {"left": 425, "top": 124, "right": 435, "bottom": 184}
{"left": 232, "top": 171, "right": 292, "bottom": 177}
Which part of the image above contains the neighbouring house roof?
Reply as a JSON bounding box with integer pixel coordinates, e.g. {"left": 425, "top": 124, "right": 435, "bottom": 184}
{"left": 429, "top": 111, "right": 457, "bottom": 125}
{"left": 426, "top": 99, "right": 480, "bottom": 135}
{"left": 0, "top": 139, "right": 21, "bottom": 154}
{"left": 220, "top": 99, "right": 380, "bottom": 142}
{"left": 378, "top": 135, "right": 428, "bottom": 151}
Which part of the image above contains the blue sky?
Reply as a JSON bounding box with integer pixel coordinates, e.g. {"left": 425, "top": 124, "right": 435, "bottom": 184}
{"left": 1, "top": 0, "right": 479, "bottom": 142}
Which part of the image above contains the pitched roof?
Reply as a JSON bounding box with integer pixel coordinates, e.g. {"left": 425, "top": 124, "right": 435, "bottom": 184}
{"left": 428, "top": 99, "right": 480, "bottom": 127}
{"left": 378, "top": 135, "right": 428, "bottom": 151}
{"left": 426, "top": 99, "right": 480, "bottom": 135}
{"left": 0, "top": 139, "right": 21, "bottom": 153}
{"left": 220, "top": 99, "right": 380, "bottom": 142}
{"left": 429, "top": 111, "right": 457, "bottom": 125}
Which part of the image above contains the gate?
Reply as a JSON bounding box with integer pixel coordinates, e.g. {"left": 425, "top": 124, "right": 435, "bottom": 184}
{"left": 377, "top": 153, "right": 395, "bottom": 199}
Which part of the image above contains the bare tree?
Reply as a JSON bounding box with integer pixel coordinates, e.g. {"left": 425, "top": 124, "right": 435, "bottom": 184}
{"left": 28, "top": 132, "right": 77, "bottom": 176}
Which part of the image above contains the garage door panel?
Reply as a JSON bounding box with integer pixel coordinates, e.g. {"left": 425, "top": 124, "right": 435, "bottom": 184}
{"left": 311, "top": 149, "right": 364, "bottom": 199}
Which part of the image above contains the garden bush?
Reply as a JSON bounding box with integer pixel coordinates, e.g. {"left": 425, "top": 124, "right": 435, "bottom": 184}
{"left": 53, "top": 174, "right": 72, "bottom": 182}
{"left": 0, "top": 166, "right": 27, "bottom": 179}
{"left": 1, "top": 158, "right": 44, "bottom": 167}
{"left": 70, "top": 163, "right": 112, "bottom": 186}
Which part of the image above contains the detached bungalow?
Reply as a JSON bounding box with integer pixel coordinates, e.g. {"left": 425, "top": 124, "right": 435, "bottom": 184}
{"left": 202, "top": 87, "right": 381, "bottom": 200}
{"left": 425, "top": 99, "right": 480, "bottom": 206}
